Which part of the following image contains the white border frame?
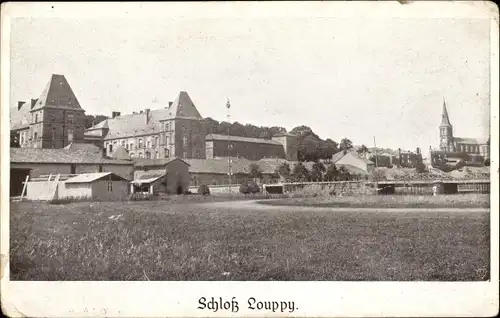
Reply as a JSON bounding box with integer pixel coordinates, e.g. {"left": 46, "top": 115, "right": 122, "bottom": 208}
{"left": 1, "top": 2, "right": 498, "bottom": 317}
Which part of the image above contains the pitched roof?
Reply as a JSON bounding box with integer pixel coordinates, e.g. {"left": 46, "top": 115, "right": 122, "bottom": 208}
{"left": 331, "top": 151, "right": 346, "bottom": 163}
{"left": 63, "top": 142, "right": 102, "bottom": 154}
{"left": 205, "top": 134, "right": 283, "bottom": 145}
{"left": 272, "top": 132, "right": 297, "bottom": 137}
{"left": 110, "top": 145, "right": 131, "bottom": 160}
{"left": 10, "top": 148, "right": 134, "bottom": 165}
{"left": 85, "top": 91, "right": 202, "bottom": 140}
{"left": 454, "top": 137, "right": 489, "bottom": 145}
{"left": 131, "top": 174, "right": 165, "bottom": 184}
{"left": 10, "top": 103, "right": 32, "bottom": 131}
{"left": 31, "top": 74, "right": 84, "bottom": 112}
{"left": 184, "top": 158, "right": 253, "bottom": 174}
{"left": 440, "top": 99, "right": 452, "bottom": 126}
{"left": 134, "top": 157, "right": 190, "bottom": 168}
{"left": 65, "top": 172, "right": 127, "bottom": 184}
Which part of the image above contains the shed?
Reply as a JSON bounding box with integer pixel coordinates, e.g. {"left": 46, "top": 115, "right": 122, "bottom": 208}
{"left": 133, "top": 157, "right": 190, "bottom": 194}
{"left": 61, "top": 172, "right": 129, "bottom": 201}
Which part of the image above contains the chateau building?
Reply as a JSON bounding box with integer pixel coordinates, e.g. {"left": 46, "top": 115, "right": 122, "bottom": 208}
{"left": 205, "top": 133, "right": 297, "bottom": 161}
{"left": 11, "top": 74, "right": 86, "bottom": 149}
{"left": 439, "top": 99, "right": 489, "bottom": 158}
{"left": 85, "top": 91, "right": 206, "bottom": 160}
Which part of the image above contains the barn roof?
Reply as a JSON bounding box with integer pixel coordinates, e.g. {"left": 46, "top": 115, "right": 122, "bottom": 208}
{"left": 10, "top": 148, "right": 133, "bottom": 165}
{"left": 65, "top": 172, "right": 127, "bottom": 183}
{"left": 205, "top": 134, "right": 283, "bottom": 145}
{"left": 134, "top": 157, "right": 190, "bottom": 168}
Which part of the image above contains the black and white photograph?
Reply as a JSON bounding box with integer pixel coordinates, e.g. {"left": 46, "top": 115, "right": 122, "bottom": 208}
{"left": 1, "top": 1, "right": 498, "bottom": 317}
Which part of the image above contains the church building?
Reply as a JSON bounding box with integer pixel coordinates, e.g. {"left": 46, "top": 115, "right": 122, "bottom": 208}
{"left": 439, "top": 99, "right": 489, "bottom": 158}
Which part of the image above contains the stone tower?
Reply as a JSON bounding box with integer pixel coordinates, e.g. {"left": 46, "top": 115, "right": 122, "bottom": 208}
{"left": 27, "top": 74, "right": 86, "bottom": 148}
{"left": 272, "top": 132, "right": 298, "bottom": 161}
{"left": 439, "top": 99, "right": 454, "bottom": 152}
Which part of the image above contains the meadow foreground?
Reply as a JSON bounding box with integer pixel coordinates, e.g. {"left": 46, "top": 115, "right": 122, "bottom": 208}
{"left": 10, "top": 198, "right": 490, "bottom": 281}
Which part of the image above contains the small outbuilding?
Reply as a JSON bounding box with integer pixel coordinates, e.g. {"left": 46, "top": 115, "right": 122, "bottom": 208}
{"left": 133, "top": 157, "right": 191, "bottom": 195}
{"left": 60, "top": 172, "right": 129, "bottom": 201}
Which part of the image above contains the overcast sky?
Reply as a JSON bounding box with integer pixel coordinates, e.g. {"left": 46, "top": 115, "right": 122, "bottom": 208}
{"left": 10, "top": 16, "right": 490, "bottom": 150}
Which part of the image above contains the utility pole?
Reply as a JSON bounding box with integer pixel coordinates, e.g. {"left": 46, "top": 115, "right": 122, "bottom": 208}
{"left": 227, "top": 99, "right": 232, "bottom": 194}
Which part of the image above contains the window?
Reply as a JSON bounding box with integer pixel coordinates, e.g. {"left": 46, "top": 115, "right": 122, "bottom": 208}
{"left": 125, "top": 143, "right": 129, "bottom": 150}
{"left": 68, "top": 114, "right": 74, "bottom": 125}
{"left": 138, "top": 138, "right": 143, "bottom": 148}
{"left": 183, "top": 135, "right": 188, "bottom": 148}
{"left": 109, "top": 144, "right": 113, "bottom": 154}
{"left": 130, "top": 152, "right": 135, "bottom": 158}
{"left": 183, "top": 151, "right": 188, "bottom": 158}
{"left": 146, "top": 140, "right": 151, "bottom": 148}
{"left": 155, "top": 151, "right": 158, "bottom": 159}
{"left": 146, "top": 151, "right": 151, "bottom": 159}
{"left": 154, "top": 136, "right": 158, "bottom": 148}
{"left": 164, "top": 148, "right": 170, "bottom": 158}
{"left": 35, "top": 114, "right": 38, "bottom": 123}
{"left": 107, "top": 182, "right": 113, "bottom": 192}
{"left": 195, "top": 148, "right": 200, "bottom": 158}
{"left": 130, "top": 141, "right": 134, "bottom": 150}
{"left": 67, "top": 129, "right": 74, "bottom": 143}
{"left": 121, "top": 140, "right": 126, "bottom": 148}
{"left": 165, "top": 122, "right": 170, "bottom": 131}
{"left": 70, "top": 164, "right": 76, "bottom": 174}
{"left": 98, "top": 165, "right": 103, "bottom": 172}
{"left": 51, "top": 127, "right": 56, "bottom": 148}
{"left": 139, "top": 152, "right": 144, "bottom": 158}
{"left": 34, "top": 132, "right": 38, "bottom": 140}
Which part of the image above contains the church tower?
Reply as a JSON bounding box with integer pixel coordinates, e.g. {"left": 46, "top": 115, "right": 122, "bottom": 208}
{"left": 439, "top": 99, "right": 454, "bottom": 152}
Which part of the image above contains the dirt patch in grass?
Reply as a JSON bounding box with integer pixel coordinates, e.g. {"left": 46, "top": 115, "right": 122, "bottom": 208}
{"left": 257, "top": 194, "right": 490, "bottom": 209}
{"left": 10, "top": 200, "right": 490, "bottom": 281}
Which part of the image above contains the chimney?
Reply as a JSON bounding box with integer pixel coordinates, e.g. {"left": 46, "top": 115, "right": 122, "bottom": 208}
{"left": 168, "top": 101, "right": 173, "bottom": 107}
{"left": 17, "top": 101, "right": 26, "bottom": 110}
{"left": 30, "top": 98, "right": 38, "bottom": 108}
{"left": 145, "top": 108, "right": 150, "bottom": 124}
{"left": 112, "top": 111, "right": 121, "bottom": 119}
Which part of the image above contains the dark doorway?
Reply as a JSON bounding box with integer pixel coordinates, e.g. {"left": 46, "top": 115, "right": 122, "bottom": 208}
{"left": 70, "top": 164, "right": 76, "bottom": 174}
{"left": 10, "top": 168, "right": 31, "bottom": 197}
{"left": 176, "top": 184, "right": 183, "bottom": 195}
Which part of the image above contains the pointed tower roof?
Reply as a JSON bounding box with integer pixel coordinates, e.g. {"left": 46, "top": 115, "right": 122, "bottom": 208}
{"left": 440, "top": 99, "right": 452, "bottom": 126}
{"left": 31, "top": 74, "right": 84, "bottom": 112}
{"left": 110, "top": 145, "right": 131, "bottom": 160}
{"left": 168, "top": 91, "right": 202, "bottom": 119}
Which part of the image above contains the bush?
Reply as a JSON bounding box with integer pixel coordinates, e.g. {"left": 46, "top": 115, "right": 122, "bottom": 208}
{"left": 240, "top": 181, "right": 260, "bottom": 194}
{"left": 129, "top": 193, "right": 153, "bottom": 201}
{"left": 198, "top": 184, "right": 210, "bottom": 196}
{"left": 415, "top": 162, "right": 427, "bottom": 173}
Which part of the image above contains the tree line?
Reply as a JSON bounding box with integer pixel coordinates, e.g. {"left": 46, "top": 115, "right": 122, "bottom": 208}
{"left": 203, "top": 119, "right": 354, "bottom": 162}
{"left": 247, "top": 161, "right": 359, "bottom": 183}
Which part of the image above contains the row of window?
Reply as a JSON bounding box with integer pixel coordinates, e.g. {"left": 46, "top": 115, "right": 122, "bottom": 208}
{"left": 105, "top": 133, "right": 204, "bottom": 155}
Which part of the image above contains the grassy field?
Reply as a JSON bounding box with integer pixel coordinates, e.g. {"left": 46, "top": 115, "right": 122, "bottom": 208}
{"left": 10, "top": 200, "right": 489, "bottom": 281}
{"left": 258, "top": 194, "right": 490, "bottom": 209}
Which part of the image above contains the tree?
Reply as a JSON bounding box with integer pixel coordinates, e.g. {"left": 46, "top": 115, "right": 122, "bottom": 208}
{"left": 10, "top": 131, "right": 20, "bottom": 148}
{"left": 337, "top": 166, "right": 351, "bottom": 181}
{"left": 325, "top": 164, "right": 339, "bottom": 181}
{"left": 339, "top": 138, "right": 353, "bottom": 153}
{"left": 248, "top": 163, "right": 263, "bottom": 180}
{"left": 357, "top": 144, "right": 369, "bottom": 154}
{"left": 291, "top": 162, "right": 311, "bottom": 182}
{"left": 311, "top": 161, "right": 326, "bottom": 181}
{"left": 276, "top": 162, "right": 291, "bottom": 180}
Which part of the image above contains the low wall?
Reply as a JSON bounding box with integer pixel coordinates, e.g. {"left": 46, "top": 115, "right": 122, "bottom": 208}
{"left": 189, "top": 184, "right": 241, "bottom": 195}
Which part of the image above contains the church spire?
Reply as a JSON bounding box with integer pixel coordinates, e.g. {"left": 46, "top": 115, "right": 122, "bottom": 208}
{"left": 440, "top": 98, "right": 451, "bottom": 126}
